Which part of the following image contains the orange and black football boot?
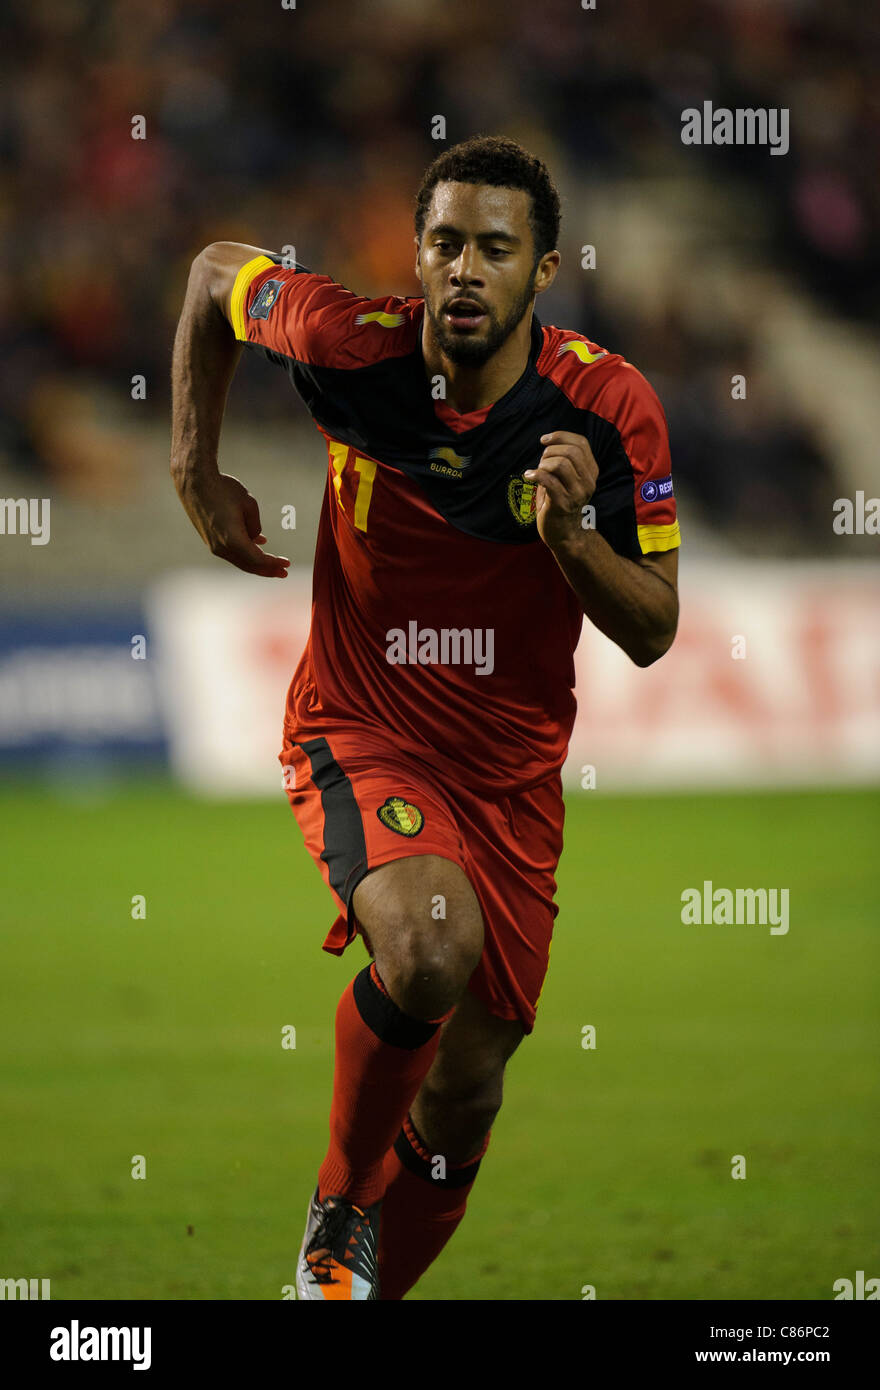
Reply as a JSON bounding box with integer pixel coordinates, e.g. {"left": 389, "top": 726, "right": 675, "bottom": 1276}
{"left": 295, "top": 1188, "right": 381, "bottom": 1300}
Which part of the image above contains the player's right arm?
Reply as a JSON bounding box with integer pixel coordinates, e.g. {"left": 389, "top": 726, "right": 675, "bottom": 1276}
{"left": 170, "top": 241, "right": 290, "bottom": 578}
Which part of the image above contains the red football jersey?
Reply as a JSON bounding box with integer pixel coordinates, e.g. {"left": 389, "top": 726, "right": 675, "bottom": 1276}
{"left": 231, "top": 254, "right": 680, "bottom": 795}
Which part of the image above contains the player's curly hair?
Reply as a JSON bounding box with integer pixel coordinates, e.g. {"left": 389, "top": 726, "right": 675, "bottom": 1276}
{"left": 414, "top": 135, "right": 561, "bottom": 264}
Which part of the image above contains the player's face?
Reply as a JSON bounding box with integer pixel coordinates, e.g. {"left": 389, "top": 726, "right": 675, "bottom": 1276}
{"left": 416, "top": 182, "right": 555, "bottom": 367}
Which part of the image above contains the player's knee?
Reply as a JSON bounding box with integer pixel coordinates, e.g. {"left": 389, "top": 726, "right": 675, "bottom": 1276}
{"left": 388, "top": 932, "right": 481, "bottom": 1019}
{"left": 382, "top": 911, "right": 484, "bottom": 1018}
{"left": 361, "top": 859, "right": 484, "bottom": 1019}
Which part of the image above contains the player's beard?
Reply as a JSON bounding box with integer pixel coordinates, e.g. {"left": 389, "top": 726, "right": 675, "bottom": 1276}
{"left": 423, "top": 272, "right": 537, "bottom": 367}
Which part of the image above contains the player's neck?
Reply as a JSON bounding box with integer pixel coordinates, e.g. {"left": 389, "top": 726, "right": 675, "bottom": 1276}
{"left": 421, "top": 309, "right": 534, "bottom": 414}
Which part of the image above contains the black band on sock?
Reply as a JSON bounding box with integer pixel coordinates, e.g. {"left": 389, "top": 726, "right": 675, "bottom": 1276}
{"left": 393, "top": 1123, "right": 485, "bottom": 1189}
{"left": 352, "top": 964, "right": 441, "bottom": 1050}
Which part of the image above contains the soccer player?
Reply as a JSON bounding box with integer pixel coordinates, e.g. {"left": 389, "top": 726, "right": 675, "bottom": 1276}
{"left": 170, "top": 136, "right": 680, "bottom": 1300}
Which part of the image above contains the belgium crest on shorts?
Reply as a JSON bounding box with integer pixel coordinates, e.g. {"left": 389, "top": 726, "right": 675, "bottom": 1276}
{"left": 377, "top": 796, "right": 424, "bottom": 836}
{"left": 507, "top": 475, "right": 538, "bottom": 525}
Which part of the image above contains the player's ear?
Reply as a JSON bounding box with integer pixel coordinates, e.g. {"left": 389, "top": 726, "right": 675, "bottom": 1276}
{"left": 414, "top": 235, "right": 422, "bottom": 279}
{"left": 533, "top": 249, "right": 561, "bottom": 297}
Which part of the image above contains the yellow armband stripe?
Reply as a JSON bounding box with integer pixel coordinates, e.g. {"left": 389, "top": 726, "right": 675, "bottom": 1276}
{"left": 230, "top": 255, "right": 277, "bottom": 341}
{"left": 638, "top": 520, "right": 681, "bottom": 553}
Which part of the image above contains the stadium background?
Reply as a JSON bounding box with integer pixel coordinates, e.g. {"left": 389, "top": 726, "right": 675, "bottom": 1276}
{"left": 1, "top": 0, "right": 877, "bottom": 1300}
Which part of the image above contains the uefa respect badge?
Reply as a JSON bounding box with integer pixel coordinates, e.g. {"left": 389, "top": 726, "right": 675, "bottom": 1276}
{"left": 640, "top": 475, "right": 674, "bottom": 504}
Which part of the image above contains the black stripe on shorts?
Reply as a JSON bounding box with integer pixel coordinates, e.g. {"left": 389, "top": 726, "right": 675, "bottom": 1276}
{"left": 298, "top": 737, "right": 369, "bottom": 907}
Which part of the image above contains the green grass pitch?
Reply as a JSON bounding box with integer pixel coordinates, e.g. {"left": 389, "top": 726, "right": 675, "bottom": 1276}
{"left": 0, "top": 781, "right": 877, "bottom": 1300}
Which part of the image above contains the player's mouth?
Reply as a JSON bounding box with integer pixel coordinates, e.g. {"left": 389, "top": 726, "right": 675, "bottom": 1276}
{"left": 444, "top": 298, "right": 488, "bottom": 330}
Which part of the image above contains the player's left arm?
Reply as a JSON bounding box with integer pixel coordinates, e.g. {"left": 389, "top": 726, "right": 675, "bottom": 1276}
{"left": 526, "top": 430, "right": 679, "bottom": 668}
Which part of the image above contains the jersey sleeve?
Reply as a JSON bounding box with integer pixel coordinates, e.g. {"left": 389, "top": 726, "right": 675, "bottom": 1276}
{"left": 589, "top": 362, "right": 680, "bottom": 557}
{"left": 228, "top": 252, "right": 412, "bottom": 370}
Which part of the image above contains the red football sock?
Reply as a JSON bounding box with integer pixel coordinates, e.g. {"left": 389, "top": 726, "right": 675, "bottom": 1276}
{"left": 317, "top": 963, "right": 451, "bottom": 1208}
{"left": 377, "top": 1111, "right": 491, "bottom": 1300}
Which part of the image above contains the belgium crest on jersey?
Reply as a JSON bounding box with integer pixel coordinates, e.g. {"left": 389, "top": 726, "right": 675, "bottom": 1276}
{"left": 507, "top": 476, "right": 538, "bottom": 526}
{"left": 377, "top": 796, "right": 424, "bottom": 836}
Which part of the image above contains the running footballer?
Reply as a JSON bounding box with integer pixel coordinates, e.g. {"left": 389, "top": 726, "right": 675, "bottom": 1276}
{"left": 170, "top": 136, "right": 680, "bottom": 1300}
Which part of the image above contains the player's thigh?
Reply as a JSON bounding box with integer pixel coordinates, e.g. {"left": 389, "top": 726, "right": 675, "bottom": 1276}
{"left": 352, "top": 853, "right": 484, "bottom": 987}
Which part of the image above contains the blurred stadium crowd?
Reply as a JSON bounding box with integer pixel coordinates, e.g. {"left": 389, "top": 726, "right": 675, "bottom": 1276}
{"left": 1, "top": 0, "right": 876, "bottom": 552}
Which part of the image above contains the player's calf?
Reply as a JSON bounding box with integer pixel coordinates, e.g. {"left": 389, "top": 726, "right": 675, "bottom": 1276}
{"left": 352, "top": 854, "right": 484, "bottom": 1021}
{"left": 412, "top": 989, "right": 524, "bottom": 1161}
{"left": 413, "top": 1068, "right": 502, "bottom": 1164}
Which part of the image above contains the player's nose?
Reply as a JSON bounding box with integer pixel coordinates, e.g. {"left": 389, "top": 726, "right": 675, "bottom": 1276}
{"left": 449, "top": 244, "right": 484, "bottom": 285}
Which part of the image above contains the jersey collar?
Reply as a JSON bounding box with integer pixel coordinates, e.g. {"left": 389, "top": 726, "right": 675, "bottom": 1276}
{"left": 410, "top": 301, "right": 545, "bottom": 441}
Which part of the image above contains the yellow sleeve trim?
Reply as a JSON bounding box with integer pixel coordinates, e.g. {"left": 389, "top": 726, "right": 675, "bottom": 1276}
{"left": 638, "top": 520, "right": 681, "bottom": 553}
{"left": 229, "top": 255, "right": 277, "bottom": 341}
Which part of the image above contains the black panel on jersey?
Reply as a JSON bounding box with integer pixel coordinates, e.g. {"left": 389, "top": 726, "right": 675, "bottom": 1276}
{"left": 249, "top": 311, "right": 640, "bottom": 556}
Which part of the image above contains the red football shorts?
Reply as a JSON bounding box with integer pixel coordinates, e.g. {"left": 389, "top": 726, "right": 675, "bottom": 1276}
{"left": 279, "top": 727, "right": 565, "bottom": 1034}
